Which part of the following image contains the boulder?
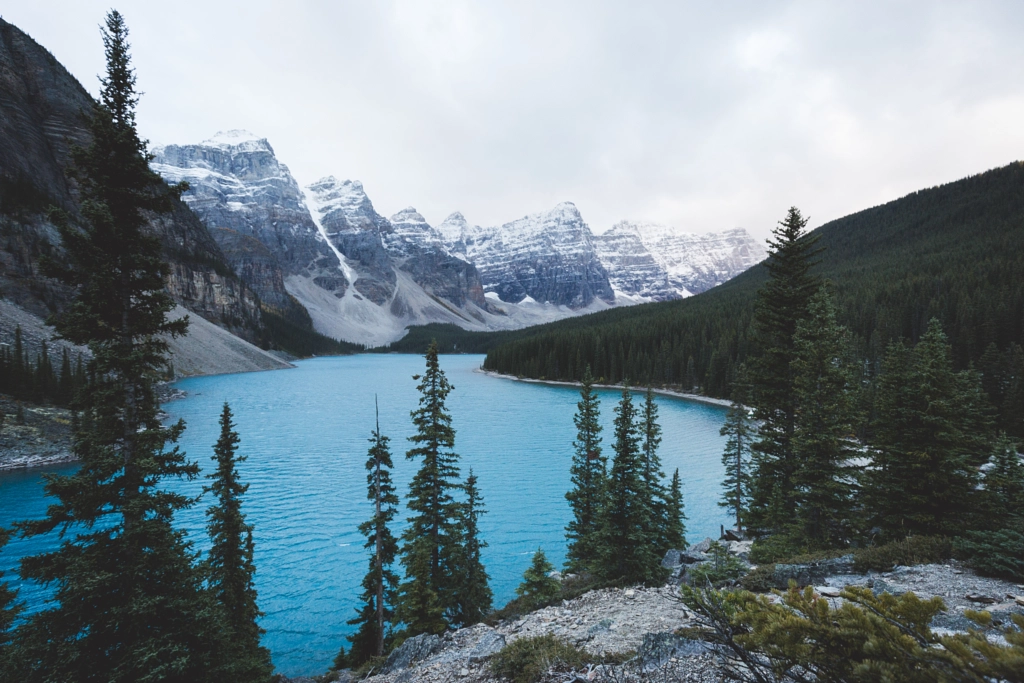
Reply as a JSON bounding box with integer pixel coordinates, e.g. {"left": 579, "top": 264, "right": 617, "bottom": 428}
{"left": 383, "top": 633, "right": 442, "bottom": 673}
{"left": 634, "top": 632, "right": 710, "bottom": 670}
{"left": 687, "top": 538, "right": 715, "bottom": 554}
{"left": 769, "top": 555, "right": 855, "bottom": 588}
{"left": 468, "top": 629, "right": 506, "bottom": 663}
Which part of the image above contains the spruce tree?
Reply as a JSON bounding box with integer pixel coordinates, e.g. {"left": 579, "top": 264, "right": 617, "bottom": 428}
{"left": 790, "top": 287, "right": 858, "bottom": 548}
{"left": 984, "top": 434, "right": 1024, "bottom": 519}
{"left": 640, "top": 388, "right": 669, "bottom": 554}
{"left": 205, "top": 403, "right": 272, "bottom": 682}
{"left": 347, "top": 402, "right": 399, "bottom": 665}
{"left": 397, "top": 341, "right": 462, "bottom": 634}
{"left": 596, "top": 387, "right": 663, "bottom": 585}
{"left": 564, "top": 365, "right": 605, "bottom": 573}
{"left": 0, "top": 527, "right": 20, "bottom": 683}
{"left": 451, "top": 469, "right": 492, "bottom": 626}
{"left": 665, "top": 469, "right": 688, "bottom": 549}
{"left": 747, "top": 207, "right": 821, "bottom": 536}
{"left": 14, "top": 12, "right": 219, "bottom": 682}
{"left": 719, "top": 367, "right": 753, "bottom": 532}
{"left": 865, "top": 320, "right": 991, "bottom": 539}
{"left": 515, "top": 548, "right": 560, "bottom": 610}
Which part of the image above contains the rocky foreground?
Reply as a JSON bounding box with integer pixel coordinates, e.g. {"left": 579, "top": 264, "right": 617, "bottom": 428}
{"left": 298, "top": 541, "right": 1024, "bottom": 683}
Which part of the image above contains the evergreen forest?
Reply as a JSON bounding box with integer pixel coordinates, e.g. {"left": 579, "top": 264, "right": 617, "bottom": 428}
{"left": 480, "top": 164, "right": 1024, "bottom": 437}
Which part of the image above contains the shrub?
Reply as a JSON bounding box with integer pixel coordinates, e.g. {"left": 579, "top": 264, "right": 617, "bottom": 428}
{"left": 686, "top": 542, "right": 747, "bottom": 586}
{"left": 489, "top": 634, "right": 594, "bottom": 683}
{"left": 516, "top": 549, "right": 561, "bottom": 610}
{"left": 680, "top": 584, "right": 1024, "bottom": 682}
{"left": 954, "top": 529, "right": 1024, "bottom": 582}
{"left": 738, "top": 564, "right": 777, "bottom": 593}
{"left": 852, "top": 535, "right": 953, "bottom": 572}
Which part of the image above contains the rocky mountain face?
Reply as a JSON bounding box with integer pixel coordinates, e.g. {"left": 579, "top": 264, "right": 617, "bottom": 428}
{"left": 0, "top": 18, "right": 263, "bottom": 343}
{"left": 151, "top": 131, "right": 335, "bottom": 322}
{"left": 594, "top": 221, "right": 767, "bottom": 300}
{"left": 437, "top": 203, "right": 615, "bottom": 309}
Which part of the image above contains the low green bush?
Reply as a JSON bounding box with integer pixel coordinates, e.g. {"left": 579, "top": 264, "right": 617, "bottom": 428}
{"left": 852, "top": 536, "right": 953, "bottom": 572}
{"left": 687, "top": 542, "right": 747, "bottom": 586}
{"left": 489, "top": 634, "right": 595, "bottom": 683}
{"left": 954, "top": 529, "right": 1024, "bottom": 582}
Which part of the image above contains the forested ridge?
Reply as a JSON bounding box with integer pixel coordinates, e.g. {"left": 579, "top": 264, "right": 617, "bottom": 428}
{"left": 481, "top": 162, "right": 1024, "bottom": 429}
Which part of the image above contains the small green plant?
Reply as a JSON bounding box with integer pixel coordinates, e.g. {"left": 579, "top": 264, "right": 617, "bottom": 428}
{"left": 515, "top": 548, "right": 561, "bottom": 610}
{"left": 687, "top": 541, "right": 747, "bottom": 585}
{"left": 489, "top": 635, "right": 595, "bottom": 683}
{"left": 954, "top": 529, "right": 1024, "bottom": 582}
{"left": 853, "top": 535, "right": 952, "bottom": 572}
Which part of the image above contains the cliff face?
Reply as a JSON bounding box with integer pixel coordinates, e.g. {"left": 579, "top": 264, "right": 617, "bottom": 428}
{"left": 151, "top": 131, "right": 336, "bottom": 321}
{"left": 0, "top": 18, "right": 263, "bottom": 341}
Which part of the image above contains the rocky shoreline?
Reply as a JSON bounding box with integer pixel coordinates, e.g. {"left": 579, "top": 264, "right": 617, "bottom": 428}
{"left": 0, "top": 395, "right": 76, "bottom": 471}
{"left": 300, "top": 538, "right": 1024, "bottom": 683}
{"left": 476, "top": 369, "right": 733, "bottom": 408}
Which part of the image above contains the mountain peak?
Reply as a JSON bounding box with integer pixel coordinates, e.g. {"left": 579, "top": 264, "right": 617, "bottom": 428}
{"left": 201, "top": 130, "right": 273, "bottom": 153}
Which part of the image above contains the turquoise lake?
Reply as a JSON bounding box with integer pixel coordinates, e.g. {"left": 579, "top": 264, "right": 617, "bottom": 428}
{"left": 0, "top": 354, "right": 729, "bottom": 676}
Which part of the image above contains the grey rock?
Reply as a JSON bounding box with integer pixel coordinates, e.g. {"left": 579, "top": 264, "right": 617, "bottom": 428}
{"left": 770, "top": 555, "right": 856, "bottom": 589}
{"left": 662, "top": 549, "right": 685, "bottom": 568}
{"left": 467, "top": 630, "right": 505, "bottom": 662}
{"left": 688, "top": 538, "right": 716, "bottom": 554}
{"left": 383, "top": 633, "right": 442, "bottom": 673}
{"left": 634, "top": 632, "right": 711, "bottom": 670}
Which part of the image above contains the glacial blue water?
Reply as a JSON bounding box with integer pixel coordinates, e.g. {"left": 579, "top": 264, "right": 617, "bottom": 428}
{"left": 0, "top": 354, "right": 729, "bottom": 676}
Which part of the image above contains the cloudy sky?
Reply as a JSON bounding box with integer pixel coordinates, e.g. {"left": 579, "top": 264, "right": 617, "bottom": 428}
{"left": 6, "top": 1, "right": 1024, "bottom": 239}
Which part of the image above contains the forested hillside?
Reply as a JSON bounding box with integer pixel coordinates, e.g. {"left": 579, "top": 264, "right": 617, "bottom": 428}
{"left": 482, "top": 162, "right": 1024, "bottom": 434}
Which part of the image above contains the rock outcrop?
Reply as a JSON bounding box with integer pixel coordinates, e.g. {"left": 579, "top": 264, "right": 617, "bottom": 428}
{"left": 0, "top": 18, "right": 264, "bottom": 344}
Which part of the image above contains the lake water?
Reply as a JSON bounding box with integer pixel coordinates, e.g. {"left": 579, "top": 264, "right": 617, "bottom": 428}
{"left": 0, "top": 354, "right": 728, "bottom": 676}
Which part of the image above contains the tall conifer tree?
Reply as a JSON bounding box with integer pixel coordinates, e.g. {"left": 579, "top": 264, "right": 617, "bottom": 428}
{"left": 665, "top": 469, "right": 688, "bottom": 549}
{"left": 205, "top": 403, "right": 272, "bottom": 682}
{"left": 15, "top": 12, "right": 219, "bottom": 682}
{"left": 719, "top": 367, "right": 753, "bottom": 531}
{"left": 790, "top": 287, "right": 858, "bottom": 548}
{"left": 640, "top": 388, "right": 670, "bottom": 553}
{"left": 515, "top": 548, "right": 560, "bottom": 609}
{"left": 348, "top": 400, "right": 400, "bottom": 665}
{"left": 565, "top": 365, "right": 605, "bottom": 573}
{"left": 451, "top": 469, "right": 492, "bottom": 626}
{"left": 596, "top": 388, "right": 663, "bottom": 584}
{"left": 984, "top": 435, "right": 1024, "bottom": 517}
{"left": 0, "top": 527, "right": 20, "bottom": 683}
{"left": 397, "top": 341, "right": 462, "bottom": 634}
{"left": 865, "top": 319, "right": 991, "bottom": 539}
{"left": 748, "top": 207, "right": 821, "bottom": 536}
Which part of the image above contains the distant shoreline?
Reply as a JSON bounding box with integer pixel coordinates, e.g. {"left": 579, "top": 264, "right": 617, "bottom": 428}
{"left": 476, "top": 368, "right": 733, "bottom": 408}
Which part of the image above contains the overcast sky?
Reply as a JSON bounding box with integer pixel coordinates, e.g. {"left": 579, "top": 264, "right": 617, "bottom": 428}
{"left": 6, "top": 1, "right": 1024, "bottom": 238}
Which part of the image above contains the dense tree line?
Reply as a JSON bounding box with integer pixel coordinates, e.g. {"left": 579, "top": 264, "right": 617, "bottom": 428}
{"left": 484, "top": 163, "right": 1024, "bottom": 438}
{"left": 0, "top": 327, "right": 86, "bottom": 406}
{"left": 719, "top": 207, "right": 1023, "bottom": 575}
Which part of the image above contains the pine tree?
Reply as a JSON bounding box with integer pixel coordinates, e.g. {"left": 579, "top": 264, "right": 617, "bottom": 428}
{"left": 14, "top": 12, "right": 220, "bottom": 683}
{"left": 205, "top": 403, "right": 272, "bottom": 682}
{"left": 451, "top": 469, "right": 492, "bottom": 626}
{"left": 640, "top": 388, "right": 670, "bottom": 554}
{"left": 0, "top": 527, "right": 21, "bottom": 683}
{"left": 747, "top": 207, "right": 821, "bottom": 536}
{"left": 865, "top": 319, "right": 991, "bottom": 539}
{"left": 665, "top": 469, "right": 688, "bottom": 549}
{"left": 596, "top": 387, "right": 664, "bottom": 585}
{"left": 719, "top": 367, "right": 753, "bottom": 531}
{"left": 397, "top": 341, "right": 462, "bottom": 634}
{"left": 515, "top": 548, "right": 561, "bottom": 609}
{"left": 984, "top": 434, "right": 1024, "bottom": 519}
{"left": 564, "top": 365, "right": 605, "bottom": 573}
{"left": 790, "top": 287, "right": 858, "bottom": 548}
{"left": 347, "top": 401, "right": 400, "bottom": 665}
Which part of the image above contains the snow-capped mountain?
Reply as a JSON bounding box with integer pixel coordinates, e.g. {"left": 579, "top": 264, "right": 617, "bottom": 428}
{"left": 594, "top": 221, "right": 766, "bottom": 300}
{"left": 152, "top": 131, "right": 764, "bottom": 346}
{"left": 151, "top": 131, "right": 335, "bottom": 317}
{"left": 439, "top": 202, "right": 615, "bottom": 309}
